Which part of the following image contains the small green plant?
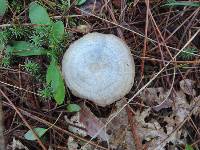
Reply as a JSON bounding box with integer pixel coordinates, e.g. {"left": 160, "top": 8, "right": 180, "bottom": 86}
{"left": 9, "top": 26, "right": 30, "bottom": 39}
{"left": 10, "top": 0, "right": 24, "bottom": 14}
{"left": 59, "top": 0, "right": 71, "bottom": 11}
{"left": 6, "top": 2, "right": 66, "bottom": 105}
{"left": 178, "top": 47, "right": 198, "bottom": 60}
{"left": 0, "top": 0, "right": 8, "bottom": 16}
{"left": 30, "top": 34, "right": 44, "bottom": 47}
{"left": 24, "top": 127, "right": 48, "bottom": 141}
{"left": 67, "top": 104, "right": 81, "bottom": 112}
{"left": 24, "top": 60, "right": 40, "bottom": 75}
{"left": 185, "top": 144, "right": 194, "bottom": 150}
{"left": 1, "top": 55, "right": 10, "bottom": 67}
{"left": 0, "top": 31, "right": 9, "bottom": 46}
{"left": 38, "top": 85, "right": 53, "bottom": 99}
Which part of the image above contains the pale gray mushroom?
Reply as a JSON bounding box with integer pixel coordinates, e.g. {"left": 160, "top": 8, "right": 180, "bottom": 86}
{"left": 62, "top": 32, "right": 135, "bottom": 106}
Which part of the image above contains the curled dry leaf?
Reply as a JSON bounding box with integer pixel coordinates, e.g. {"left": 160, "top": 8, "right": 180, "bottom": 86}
{"left": 135, "top": 107, "right": 186, "bottom": 150}
{"left": 65, "top": 113, "right": 87, "bottom": 137}
{"left": 67, "top": 136, "right": 97, "bottom": 150}
{"left": 65, "top": 105, "right": 108, "bottom": 141}
{"left": 102, "top": 100, "right": 136, "bottom": 150}
{"left": 140, "top": 87, "right": 173, "bottom": 111}
{"left": 76, "top": 24, "right": 91, "bottom": 33}
{"left": 9, "top": 137, "right": 29, "bottom": 150}
{"left": 192, "top": 95, "right": 200, "bottom": 115}
{"left": 79, "top": 105, "right": 109, "bottom": 141}
{"left": 179, "top": 79, "right": 196, "bottom": 96}
{"left": 67, "top": 136, "right": 79, "bottom": 150}
{"left": 172, "top": 90, "right": 190, "bottom": 123}
{"left": 78, "top": 0, "right": 102, "bottom": 15}
{"left": 136, "top": 90, "right": 197, "bottom": 149}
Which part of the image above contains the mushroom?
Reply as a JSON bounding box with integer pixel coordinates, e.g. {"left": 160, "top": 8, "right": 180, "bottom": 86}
{"left": 62, "top": 32, "right": 135, "bottom": 106}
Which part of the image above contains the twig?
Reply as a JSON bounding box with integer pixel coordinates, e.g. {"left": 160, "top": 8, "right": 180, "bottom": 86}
{"left": 75, "top": 7, "right": 200, "bottom": 58}
{"left": 0, "top": 98, "right": 5, "bottom": 150}
{"left": 177, "top": 8, "right": 200, "bottom": 49}
{"left": 107, "top": 3, "right": 125, "bottom": 41}
{"left": 141, "top": 0, "right": 150, "bottom": 77}
{"left": 126, "top": 105, "right": 143, "bottom": 150}
{"left": 2, "top": 100, "right": 108, "bottom": 150}
{"left": 0, "top": 80, "right": 41, "bottom": 96}
{"left": 17, "top": 108, "right": 108, "bottom": 150}
{"left": 0, "top": 89, "right": 47, "bottom": 150}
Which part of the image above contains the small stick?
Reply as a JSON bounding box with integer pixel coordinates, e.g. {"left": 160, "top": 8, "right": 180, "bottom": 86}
{"left": 0, "top": 98, "right": 5, "bottom": 150}
{"left": 126, "top": 105, "right": 143, "bottom": 150}
{"left": 2, "top": 101, "right": 108, "bottom": 150}
{"left": 0, "top": 89, "right": 47, "bottom": 150}
{"left": 141, "top": 0, "right": 150, "bottom": 77}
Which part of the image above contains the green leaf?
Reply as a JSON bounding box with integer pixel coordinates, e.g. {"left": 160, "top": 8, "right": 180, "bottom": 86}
{"left": 0, "top": 0, "right": 8, "bottom": 16}
{"left": 76, "top": 0, "right": 86, "bottom": 6}
{"left": 53, "top": 75, "right": 65, "bottom": 104}
{"left": 46, "top": 58, "right": 56, "bottom": 85}
{"left": 29, "top": 2, "right": 51, "bottom": 27}
{"left": 163, "top": 2, "right": 200, "bottom": 7}
{"left": 67, "top": 104, "right": 81, "bottom": 112}
{"left": 46, "top": 58, "right": 65, "bottom": 104}
{"left": 6, "top": 41, "right": 47, "bottom": 56}
{"left": 49, "top": 21, "right": 65, "bottom": 46}
{"left": 185, "top": 144, "right": 194, "bottom": 150}
{"left": 24, "top": 128, "right": 47, "bottom": 141}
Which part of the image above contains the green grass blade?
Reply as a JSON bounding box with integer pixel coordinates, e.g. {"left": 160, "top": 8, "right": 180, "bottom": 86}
{"left": 163, "top": 2, "right": 200, "bottom": 7}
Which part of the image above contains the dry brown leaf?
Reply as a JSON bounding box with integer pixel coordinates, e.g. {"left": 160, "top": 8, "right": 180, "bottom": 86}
{"left": 78, "top": 0, "right": 102, "bottom": 15}
{"left": 103, "top": 100, "right": 136, "bottom": 150}
{"left": 172, "top": 90, "right": 190, "bottom": 123}
{"left": 192, "top": 95, "right": 200, "bottom": 115}
{"left": 140, "top": 87, "right": 173, "bottom": 111}
{"left": 64, "top": 113, "right": 87, "bottom": 137}
{"left": 179, "top": 79, "right": 196, "bottom": 96}
{"left": 7, "top": 137, "right": 29, "bottom": 150}
{"left": 67, "top": 136, "right": 97, "bottom": 150}
{"left": 79, "top": 105, "right": 109, "bottom": 141}
{"left": 136, "top": 90, "right": 192, "bottom": 149}
{"left": 135, "top": 108, "right": 186, "bottom": 150}
{"left": 76, "top": 24, "right": 91, "bottom": 33}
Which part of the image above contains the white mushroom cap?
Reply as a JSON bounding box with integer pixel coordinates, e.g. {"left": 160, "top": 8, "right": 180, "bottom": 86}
{"left": 62, "top": 32, "right": 135, "bottom": 106}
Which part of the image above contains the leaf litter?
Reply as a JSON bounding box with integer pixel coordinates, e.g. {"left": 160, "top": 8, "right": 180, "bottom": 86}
{"left": 65, "top": 79, "right": 200, "bottom": 149}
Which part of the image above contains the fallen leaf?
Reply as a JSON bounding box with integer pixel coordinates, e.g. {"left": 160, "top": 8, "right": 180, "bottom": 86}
{"left": 79, "top": 105, "right": 109, "bottom": 141}
{"left": 172, "top": 90, "right": 190, "bottom": 123}
{"left": 192, "top": 95, "right": 200, "bottom": 115}
{"left": 179, "top": 79, "right": 196, "bottom": 96}
{"left": 9, "top": 137, "right": 29, "bottom": 150}
{"left": 67, "top": 136, "right": 98, "bottom": 150}
{"left": 136, "top": 90, "right": 193, "bottom": 149}
{"left": 76, "top": 24, "right": 91, "bottom": 33}
{"left": 103, "top": 100, "right": 136, "bottom": 150}
{"left": 135, "top": 107, "right": 186, "bottom": 150}
{"left": 65, "top": 113, "right": 87, "bottom": 137}
{"left": 67, "top": 136, "right": 79, "bottom": 150}
{"left": 78, "top": 0, "right": 102, "bottom": 15}
{"left": 140, "top": 87, "right": 173, "bottom": 111}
